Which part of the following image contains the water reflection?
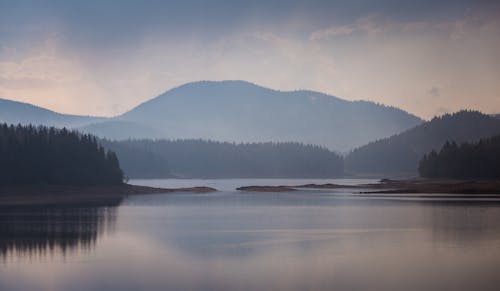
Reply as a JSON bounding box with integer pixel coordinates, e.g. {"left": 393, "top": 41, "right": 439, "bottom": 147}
{"left": 113, "top": 192, "right": 500, "bottom": 291}
{"left": 0, "top": 199, "right": 121, "bottom": 261}
{"left": 424, "top": 202, "right": 500, "bottom": 248}
{"left": 2, "top": 182, "right": 500, "bottom": 291}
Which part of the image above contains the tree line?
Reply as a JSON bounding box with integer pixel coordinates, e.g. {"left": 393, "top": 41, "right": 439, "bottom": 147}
{"left": 419, "top": 135, "right": 500, "bottom": 179}
{"left": 102, "top": 139, "right": 344, "bottom": 178}
{"left": 99, "top": 139, "right": 170, "bottom": 178}
{"left": 0, "top": 123, "right": 123, "bottom": 185}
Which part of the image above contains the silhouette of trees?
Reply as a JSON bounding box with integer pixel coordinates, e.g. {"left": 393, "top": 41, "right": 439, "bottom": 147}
{"left": 0, "top": 203, "right": 120, "bottom": 259}
{"left": 0, "top": 123, "right": 123, "bottom": 185}
{"left": 103, "top": 139, "right": 344, "bottom": 178}
{"left": 419, "top": 135, "right": 500, "bottom": 179}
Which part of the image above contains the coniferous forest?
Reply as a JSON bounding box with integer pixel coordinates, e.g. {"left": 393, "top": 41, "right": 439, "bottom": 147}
{"left": 102, "top": 139, "right": 344, "bottom": 178}
{"left": 419, "top": 135, "right": 500, "bottom": 179}
{"left": 0, "top": 124, "right": 123, "bottom": 185}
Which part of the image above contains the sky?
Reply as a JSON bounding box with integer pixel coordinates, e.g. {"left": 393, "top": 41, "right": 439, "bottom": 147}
{"left": 0, "top": 0, "right": 499, "bottom": 119}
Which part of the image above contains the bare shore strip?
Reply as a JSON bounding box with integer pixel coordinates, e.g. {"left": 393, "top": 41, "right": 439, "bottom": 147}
{"left": 237, "top": 179, "right": 500, "bottom": 195}
{"left": 0, "top": 184, "right": 217, "bottom": 206}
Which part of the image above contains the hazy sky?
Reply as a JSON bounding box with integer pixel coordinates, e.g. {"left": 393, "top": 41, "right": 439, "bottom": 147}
{"left": 1, "top": 0, "right": 499, "bottom": 119}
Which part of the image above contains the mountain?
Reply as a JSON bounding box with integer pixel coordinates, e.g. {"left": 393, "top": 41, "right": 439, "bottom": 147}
{"left": 0, "top": 98, "right": 106, "bottom": 128}
{"left": 0, "top": 81, "right": 422, "bottom": 151}
{"left": 114, "top": 80, "right": 422, "bottom": 152}
{"left": 345, "top": 111, "right": 500, "bottom": 176}
{"left": 79, "top": 120, "right": 163, "bottom": 140}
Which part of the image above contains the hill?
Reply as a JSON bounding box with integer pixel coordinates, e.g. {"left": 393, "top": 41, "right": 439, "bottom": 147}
{"left": 0, "top": 98, "right": 160, "bottom": 140}
{"left": 113, "top": 80, "right": 422, "bottom": 152}
{"left": 0, "top": 98, "right": 105, "bottom": 128}
{"left": 103, "top": 139, "right": 344, "bottom": 178}
{"left": 345, "top": 111, "right": 500, "bottom": 176}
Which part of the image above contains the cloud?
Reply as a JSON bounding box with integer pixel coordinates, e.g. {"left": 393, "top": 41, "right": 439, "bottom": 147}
{"left": 310, "top": 25, "right": 356, "bottom": 40}
{"left": 309, "top": 7, "right": 500, "bottom": 42}
{"left": 309, "top": 16, "right": 388, "bottom": 40}
{"left": 0, "top": 0, "right": 499, "bottom": 118}
{"left": 427, "top": 86, "right": 441, "bottom": 98}
{"left": 0, "top": 55, "right": 80, "bottom": 86}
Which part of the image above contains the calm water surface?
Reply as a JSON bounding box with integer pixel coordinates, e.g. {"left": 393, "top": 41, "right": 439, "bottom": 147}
{"left": 1, "top": 178, "right": 500, "bottom": 291}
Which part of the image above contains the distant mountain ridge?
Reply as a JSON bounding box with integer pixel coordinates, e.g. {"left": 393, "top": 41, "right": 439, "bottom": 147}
{"left": 345, "top": 110, "right": 500, "bottom": 176}
{"left": 0, "top": 98, "right": 106, "bottom": 128}
{"left": 0, "top": 80, "right": 423, "bottom": 151}
{"left": 80, "top": 120, "right": 164, "bottom": 140}
{"left": 113, "top": 80, "right": 422, "bottom": 151}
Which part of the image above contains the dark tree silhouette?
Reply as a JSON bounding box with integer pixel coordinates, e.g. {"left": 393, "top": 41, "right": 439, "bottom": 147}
{"left": 419, "top": 135, "right": 500, "bottom": 179}
{"left": 0, "top": 123, "right": 123, "bottom": 185}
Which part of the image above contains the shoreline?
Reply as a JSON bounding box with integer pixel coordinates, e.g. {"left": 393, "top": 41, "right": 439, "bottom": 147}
{"left": 236, "top": 179, "right": 500, "bottom": 195}
{"left": 0, "top": 184, "right": 217, "bottom": 206}
{"left": 359, "top": 179, "right": 500, "bottom": 194}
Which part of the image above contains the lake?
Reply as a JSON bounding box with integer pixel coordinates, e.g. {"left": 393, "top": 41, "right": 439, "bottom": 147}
{"left": 1, "top": 178, "right": 500, "bottom": 291}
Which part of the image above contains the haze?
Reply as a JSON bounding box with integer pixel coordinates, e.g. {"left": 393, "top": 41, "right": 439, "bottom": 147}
{"left": 1, "top": 0, "right": 499, "bottom": 119}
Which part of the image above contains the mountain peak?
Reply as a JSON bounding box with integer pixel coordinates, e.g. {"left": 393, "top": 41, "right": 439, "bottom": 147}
{"left": 118, "top": 80, "right": 422, "bottom": 151}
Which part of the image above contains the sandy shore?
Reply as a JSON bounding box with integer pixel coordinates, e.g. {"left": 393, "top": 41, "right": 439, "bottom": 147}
{"left": 0, "top": 184, "right": 217, "bottom": 206}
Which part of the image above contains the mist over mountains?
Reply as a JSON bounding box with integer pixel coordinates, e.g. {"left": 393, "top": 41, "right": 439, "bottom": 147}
{"left": 0, "top": 81, "right": 423, "bottom": 152}
{"left": 3, "top": 82, "right": 500, "bottom": 178}
{"left": 0, "top": 98, "right": 105, "bottom": 128}
{"left": 41, "top": 80, "right": 421, "bottom": 152}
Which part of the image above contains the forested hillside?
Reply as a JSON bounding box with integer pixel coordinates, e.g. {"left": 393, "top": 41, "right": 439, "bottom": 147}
{"left": 345, "top": 111, "right": 500, "bottom": 176}
{"left": 0, "top": 124, "right": 123, "bottom": 185}
{"left": 419, "top": 135, "right": 500, "bottom": 179}
{"left": 103, "top": 139, "right": 344, "bottom": 178}
{"left": 100, "top": 139, "right": 171, "bottom": 178}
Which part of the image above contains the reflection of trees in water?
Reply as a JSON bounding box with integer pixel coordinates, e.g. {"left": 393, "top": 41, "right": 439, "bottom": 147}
{"left": 0, "top": 199, "right": 122, "bottom": 260}
{"left": 424, "top": 201, "right": 500, "bottom": 246}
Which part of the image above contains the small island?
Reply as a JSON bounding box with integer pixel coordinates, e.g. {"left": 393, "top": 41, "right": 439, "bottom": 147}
{"left": 0, "top": 124, "right": 216, "bottom": 205}
{"left": 237, "top": 135, "right": 500, "bottom": 195}
{"left": 236, "top": 179, "right": 500, "bottom": 195}
{"left": 236, "top": 185, "right": 297, "bottom": 192}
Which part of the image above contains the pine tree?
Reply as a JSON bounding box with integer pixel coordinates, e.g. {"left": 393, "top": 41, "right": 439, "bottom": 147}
{"left": 0, "top": 123, "right": 124, "bottom": 185}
